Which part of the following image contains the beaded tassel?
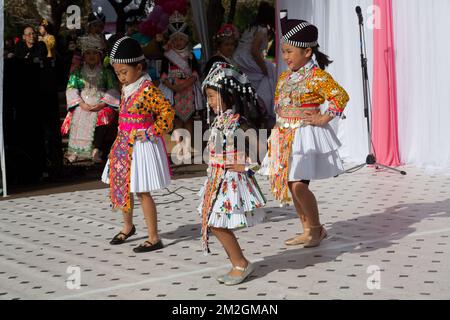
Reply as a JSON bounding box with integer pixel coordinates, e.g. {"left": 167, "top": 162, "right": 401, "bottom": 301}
{"left": 268, "top": 127, "right": 295, "bottom": 206}
{"left": 200, "top": 165, "right": 224, "bottom": 255}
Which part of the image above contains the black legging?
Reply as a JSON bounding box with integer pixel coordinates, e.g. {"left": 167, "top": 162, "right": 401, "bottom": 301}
{"left": 93, "top": 125, "right": 108, "bottom": 150}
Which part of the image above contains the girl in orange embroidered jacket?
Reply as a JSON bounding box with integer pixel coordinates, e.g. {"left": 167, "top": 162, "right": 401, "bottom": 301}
{"left": 260, "top": 10, "right": 349, "bottom": 248}
{"left": 101, "top": 37, "right": 175, "bottom": 253}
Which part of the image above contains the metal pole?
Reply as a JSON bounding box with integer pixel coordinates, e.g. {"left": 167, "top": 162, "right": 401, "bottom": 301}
{"left": 0, "top": 0, "right": 7, "bottom": 197}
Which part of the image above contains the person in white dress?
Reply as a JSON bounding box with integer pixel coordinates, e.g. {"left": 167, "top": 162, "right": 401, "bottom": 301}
{"left": 233, "top": 1, "right": 277, "bottom": 127}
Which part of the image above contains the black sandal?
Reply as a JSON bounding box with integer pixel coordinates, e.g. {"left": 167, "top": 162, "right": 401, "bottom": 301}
{"left": 133, "top": 240, "right": 164, "bottom": 253}
{"left": 109, "top": 225, "right": 136, "bottom": 245}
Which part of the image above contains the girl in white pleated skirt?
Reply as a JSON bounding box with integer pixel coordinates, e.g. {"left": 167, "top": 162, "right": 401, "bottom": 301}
{"left": 260, "top": 11, "right": 350, "bottom": 248}
{"left": 102, "top": 36, "right": 175, "bottom": 253}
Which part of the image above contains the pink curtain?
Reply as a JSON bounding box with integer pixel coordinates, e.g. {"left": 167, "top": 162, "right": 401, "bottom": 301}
{"left": 372, "top": 0, "right": 401, "bottom": 166}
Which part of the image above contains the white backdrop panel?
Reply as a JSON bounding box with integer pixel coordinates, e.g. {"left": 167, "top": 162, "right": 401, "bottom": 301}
{"left": 393, "top": 0, "right": 450, "bottom": 173}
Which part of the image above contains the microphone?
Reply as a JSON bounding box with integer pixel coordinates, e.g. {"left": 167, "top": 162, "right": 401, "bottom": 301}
{"left": 355, "top": 6, "right": 363, "bottom": 25}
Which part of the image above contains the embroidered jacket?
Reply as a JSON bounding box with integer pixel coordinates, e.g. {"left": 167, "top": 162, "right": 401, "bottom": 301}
{"left": 61, "top": 65, "right": 120, "bottom": 135}
{"left": 201, "top": 110, "right": 262, "bottom": 254}
{"left": 275, "top": 62, "right": 349, "bottom": 127}
{"left": 268, "top": 62, "right": 349, "bottom": 205}
{"left": 109, "top": 78, "right": 175, "bottom": 212}
{"left": 66, "top": 66, "right": 120, "bottom": 110}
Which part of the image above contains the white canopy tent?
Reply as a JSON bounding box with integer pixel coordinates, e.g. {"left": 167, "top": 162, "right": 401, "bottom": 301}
{"left": 1, "top": 0, "right": 7, "bottom": 197}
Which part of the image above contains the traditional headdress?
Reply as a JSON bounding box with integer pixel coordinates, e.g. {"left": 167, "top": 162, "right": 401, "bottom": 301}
{"left": 78, "top": 35, "right": 104, "bottom": 54}
{"left": 40, "top": 19, "right": 49, "bottom": 27}
{"left": 214, "top": 24, "right": 239, "bottom": 41}
{"left": 202, "top": 62, "right": 259, "bottom": 124}
{"left": 167, "top": 10, "right": 189, "bottom": 39}
{"left": 88, "top": 7, "right": 106, "bottom": 26}
{"left": 109, "top": 36, "right": 145, "bottom": 65}
{"left": 279, "top": 9, "right": 318, "bottom": 48}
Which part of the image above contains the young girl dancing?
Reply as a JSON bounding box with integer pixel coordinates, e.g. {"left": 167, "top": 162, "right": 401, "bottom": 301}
{"left": 261, "top": 10, "right": 350, "bottom": 248}
{"left": 102, "top": 36, "right": 175, "bottom": 253}
{"left": 199, "top": 62, "right": 266, "bottom": 285}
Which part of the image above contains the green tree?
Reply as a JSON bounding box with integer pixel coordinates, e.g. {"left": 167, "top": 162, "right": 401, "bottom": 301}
{"left": 4, "top": 0, "right": 42, "bottom": 36}
{"left": 218, "top": 0, "right": 274, "bottom": 32}
{"left": 107, "top": 0, "right": 153, "bottom": 34}
{"left": 206, "top": 0, "right": 225, "bottom": 53}
{"left": 227, "top": 0, "right": 237, "bottom": 23}
{"left": 4, "top": 0, "right": 91, "bottom": 36}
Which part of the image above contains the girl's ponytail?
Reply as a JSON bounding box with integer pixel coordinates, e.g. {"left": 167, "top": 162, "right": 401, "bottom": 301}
{"left": 313, "top": 46, "right": 333, "bottom": 70}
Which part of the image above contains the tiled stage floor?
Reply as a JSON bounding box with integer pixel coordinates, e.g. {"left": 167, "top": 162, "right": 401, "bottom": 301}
{"left": 1, "top": 165, "right": 449, "bottom": 300}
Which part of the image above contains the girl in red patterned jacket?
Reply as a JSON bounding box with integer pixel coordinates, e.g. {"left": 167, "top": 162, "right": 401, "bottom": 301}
{"left": 102, "top": 37, "right": 175, "bottom": 253}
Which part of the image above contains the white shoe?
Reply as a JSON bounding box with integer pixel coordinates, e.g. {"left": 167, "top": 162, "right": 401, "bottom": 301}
{"left": 223, "top": 262, "right": 255, "bottom": 286}
{"left": 216, "top": 268, "right": 233, "bottom": 283}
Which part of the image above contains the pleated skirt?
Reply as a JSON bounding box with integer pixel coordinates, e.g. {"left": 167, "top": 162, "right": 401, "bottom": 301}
{"left": 101, "top": 137, "right": 171, "bottom": 193}
{"left": 198, "top": 171, "right": 266, "bottom": 230}
{"left": 260, "top": 124, "right": 345, "bottom": 181}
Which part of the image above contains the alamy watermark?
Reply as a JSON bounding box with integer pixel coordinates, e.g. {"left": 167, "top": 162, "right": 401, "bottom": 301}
{"left": 366, "top": 5, "right": 382, "bottom": 30}
{"left": 66, "top": 5, "right": 82, "bottom": 30}
{"left": 366, "top": 265, "right": 381, "bottom": 290}
{"left": 66, "top": 265, "right": 81, "bottom": 290}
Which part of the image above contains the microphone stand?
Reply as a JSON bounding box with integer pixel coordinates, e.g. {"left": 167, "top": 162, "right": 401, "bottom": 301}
{"left": 344, "top": 8, "right": 406, "bottom": 176}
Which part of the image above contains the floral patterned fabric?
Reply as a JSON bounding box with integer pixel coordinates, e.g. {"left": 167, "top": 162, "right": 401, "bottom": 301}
{"left": 172, "top": 77, "right": 196, "bottom": 121}
{"left": 198, "top": 109, "right": 266, "bottom": 254}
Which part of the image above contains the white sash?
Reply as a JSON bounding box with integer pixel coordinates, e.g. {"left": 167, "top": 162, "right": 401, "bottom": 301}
{"left": 164, "top": 49, "right": 205, "bottom": 110}
{"left": 164, "top": 49, "right": 192, "bottom": 76}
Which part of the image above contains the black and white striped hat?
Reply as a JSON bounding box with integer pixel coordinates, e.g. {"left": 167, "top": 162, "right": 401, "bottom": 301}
{"left": 109, "top": 36, "right": 145, "bottom": 65}
{"left": 280, "top": 10, "right": 318, "bottom": 48}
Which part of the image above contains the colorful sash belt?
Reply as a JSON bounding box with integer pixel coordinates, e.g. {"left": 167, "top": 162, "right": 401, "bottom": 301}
{"left": 276, "top": 103, "right": 320, "bottom": 121}
{"left": 109, "top": 114, "right": 154, "bottom": 213}
{"left": 268, "top": 104, "right": 320, "bottom": 205}
{"left": 118, "top": 114, "right": 153, "bottom": 131}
